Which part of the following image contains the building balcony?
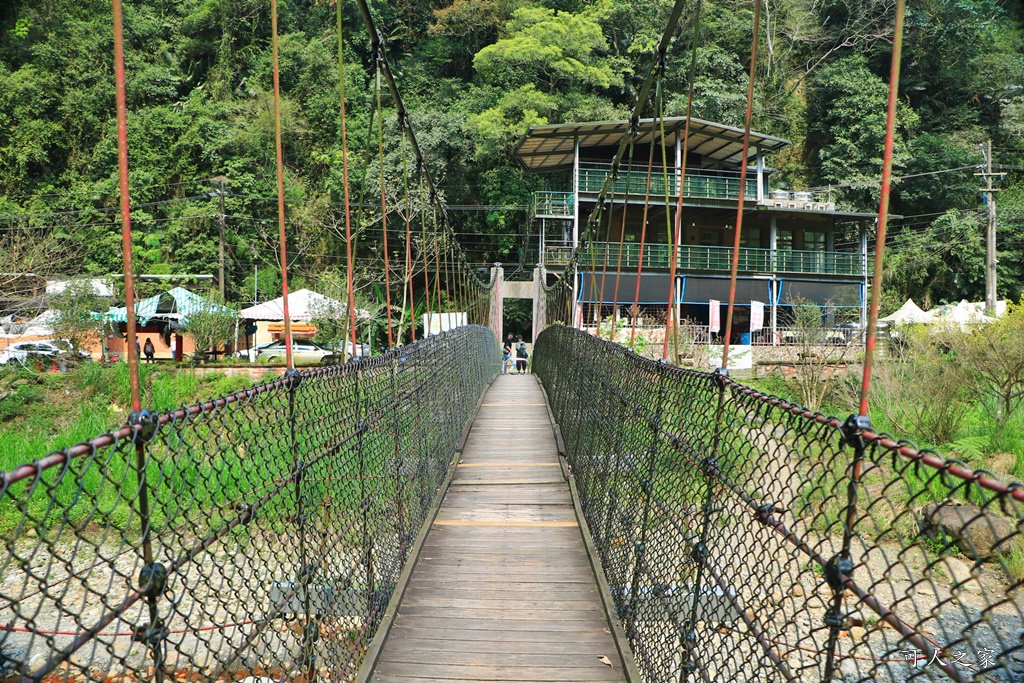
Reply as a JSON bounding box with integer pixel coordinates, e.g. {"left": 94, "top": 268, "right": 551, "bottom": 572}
{"left": 532, "top": 191, "right": 574, "bottom": 218}
{"left": 544, "top": 242, "right": 870, "bottom": 278}
{"left": 577, "top": 163, "right": 759, "bottom": 202}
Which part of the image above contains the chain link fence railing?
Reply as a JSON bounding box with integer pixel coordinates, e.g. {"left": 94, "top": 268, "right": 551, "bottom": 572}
{"left": 0, "top": 325, "right": 499, "bottom": 683}
{"left": 534, "top": 325, "right": 1024, "bottom": 683}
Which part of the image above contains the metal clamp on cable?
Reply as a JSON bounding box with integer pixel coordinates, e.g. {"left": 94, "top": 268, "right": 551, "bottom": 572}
{"left": 285, "top": 367, "right": 303, "bottom": 388}
{"left": 712, "top": 367, "right": 729, "bottom": 388}
{"left": 127, "top": 410, "right": 157, "bottom": 443}
{"left": 234, "top": 502, "right": 254, "bottom": 525}
{"left": 131, "top": 617, "right": 167, "bottom": 646}
{"left": 840, "top": 414, "right": 872, "bottom": 450}
{"left": 291, "top": 459, "right": 306, "bottom": 485}
{"left": 824, "top": 554, "right": 853, "bottom": 592}
{"left": 138, "top": 562, "right": 168, "bottom": 598}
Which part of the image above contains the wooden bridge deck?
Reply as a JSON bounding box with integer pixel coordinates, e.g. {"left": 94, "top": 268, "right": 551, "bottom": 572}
{"left": 365, "top": 374, "right": 628, "bottom": 683}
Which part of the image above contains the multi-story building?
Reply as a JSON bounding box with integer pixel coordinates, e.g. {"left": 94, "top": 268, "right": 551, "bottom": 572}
{"left": 514, "top": 117, "right": 878, "bottom": 344}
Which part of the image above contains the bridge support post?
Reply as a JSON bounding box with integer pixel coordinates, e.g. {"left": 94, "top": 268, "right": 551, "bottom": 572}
{"left": 490, "top": 264, "right": 503, "bottom": 342}
{"left": 532, "top": 265, "right": 546, "bottom": 343}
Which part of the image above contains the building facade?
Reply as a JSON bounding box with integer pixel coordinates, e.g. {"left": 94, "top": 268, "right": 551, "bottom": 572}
{"left": 515, "top": 117, "right": 877, "bottom": 344}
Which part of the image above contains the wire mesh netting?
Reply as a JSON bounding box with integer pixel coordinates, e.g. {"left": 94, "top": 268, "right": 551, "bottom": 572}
{"left": 0, "top": 325, "right": 499, "bottom": 683}
{"left": 534, "top": 325, "right": 1024, "bottom": 683}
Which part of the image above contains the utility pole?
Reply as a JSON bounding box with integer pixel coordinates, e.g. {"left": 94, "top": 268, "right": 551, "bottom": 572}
{"left": 976, "top": 142, "right": 1005, "bottom": 314}
{"left": 217, "top": 177, "right": 227, "bottom": 300}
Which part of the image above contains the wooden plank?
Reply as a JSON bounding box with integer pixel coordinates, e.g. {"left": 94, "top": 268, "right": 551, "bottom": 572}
{"left": 382, "top": 626, "right": 615, "bottom": 645}
{"left": 398, "top": 596, "right": 607, "bottom": 612}
{"left": 431, "top": 520, "right": 578, "bottom": 527}
{"left": 380, "top": 650, "right": 623, "bottom": 669}
{"left": 381, "top": 637, "right": 615, "bottom": 655}
{"left": 372, "top": 662, "right": 623, "bottom": 682}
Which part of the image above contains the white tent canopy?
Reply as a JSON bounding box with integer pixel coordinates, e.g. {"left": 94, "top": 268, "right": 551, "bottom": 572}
{"left": 880, "top": 299, "right": 931, "bottom": 324}
{"left": 238, "top": 289, "right": 366, "bottom": 321}
{"left": 882, "top": 298, "right": 1008, "bottom": 328}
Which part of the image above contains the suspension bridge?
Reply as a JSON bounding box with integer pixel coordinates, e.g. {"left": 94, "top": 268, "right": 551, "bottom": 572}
{"left": 1, "top": 0, "right": 1023, "bottom": 682}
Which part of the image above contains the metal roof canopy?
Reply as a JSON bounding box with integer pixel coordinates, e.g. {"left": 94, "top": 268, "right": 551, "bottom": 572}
{"left": 514, "top": 117, "right": 791, "bottom": 172}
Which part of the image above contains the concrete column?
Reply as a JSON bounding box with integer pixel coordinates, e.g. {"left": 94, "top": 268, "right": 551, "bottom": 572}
{"left": 770, "top": 278, "right": 778, "bottom": 346}
{"left": 491, "top": 264, "right": 504, "bottom": 344}
{"left": 756, "top": 147, "right": 765, "bottom": 204}
{"left": 860, "top": 222, "right": 869, "bottom": 335}
{"left": 533, "top": 265, "right": 546, "bottom": 343}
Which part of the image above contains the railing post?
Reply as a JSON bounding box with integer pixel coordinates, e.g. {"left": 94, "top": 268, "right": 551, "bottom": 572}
{"left": 391, "top": 358, "right": 407, "bottom": 560}
{"left": 284, "top": 368, "right": 316, "bottom": 680}
{"left": 625, "top": 372, "right": 666, "bottom": 640}
{"left": 127, "top": 410, "right": 166, "bottom": 683}
{"left": 679, "top": 367, "right": 728, "bottom": 682}
{"left": 823, "top": 415, "right": 871, "bottom": 681}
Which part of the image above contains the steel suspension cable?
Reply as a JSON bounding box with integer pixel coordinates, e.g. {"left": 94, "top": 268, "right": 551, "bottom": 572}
{"left": 270, "top": 0, "right": 294, "bottom": 368}
{"left": 720, "top": 0, "right": 761, "bottom": 370}
{"left": 336, "top": 0, "right": 358, "bottom": 358}
{"left": 859, "top": 0, "right": 906, "bottom": 416}
{"left": 374, "top": 63, "right": 394, "bottom": 348}
{"left": 628, "top": 99, "right": 661, "bottom": 350}
{"left": 552, "top": 0, "right": 691, "bottom": 299}
{"left": 353, "top": 0, "right": 490, "bottom": 305}
{"left": 663, "top": 0, "right": 703, "bottom": 361}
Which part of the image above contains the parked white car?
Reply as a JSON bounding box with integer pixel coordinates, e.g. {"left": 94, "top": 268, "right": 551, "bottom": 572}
{"left": 234, "top": 341, "right": 277, "bottom": 363}
{"left": 255, "top": 339, "right": 338, "bottom": 366}
{"left": 0, "top": 340, "right": 91, "bottom": 365}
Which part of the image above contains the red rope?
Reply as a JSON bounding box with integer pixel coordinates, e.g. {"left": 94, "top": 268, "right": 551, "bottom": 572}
{"left": 402, "top": 132, "right": 416, "bottom": 342}
{"left": 859, "top": 0, "right": 906, "bottom": 416}
{"left": 721, "top": 0, "right": 761, "bottom": 370}
{"left": 111, "top": 0, "right": 141, "bottom": 411}
{"left": 628, "top": 127, "right": 659, "bottom": 349}
{"left": 662, "top": 1, "right": 703, "bottom": 361}
{"left": 336, "top": 0, "right": 358, "bottom": 359}
{"left": 376, "top": 64, "right": 394, "bottom": 348}
{"left": 2, "top": 620, "right": 258, "bottom": 638}
{"left": 270, "top": 0, "right": 294, "bottom": 369}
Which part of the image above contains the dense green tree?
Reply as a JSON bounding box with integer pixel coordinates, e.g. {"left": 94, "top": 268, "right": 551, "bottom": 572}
{"left": 0, "top": 0, "right": 1021, "bottom": 319}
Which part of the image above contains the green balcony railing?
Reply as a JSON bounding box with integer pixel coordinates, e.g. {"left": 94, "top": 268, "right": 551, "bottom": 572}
{"left": 544, "top": 242, "right": 870, "bottom": 277}
{"left": 532, "top": 191, "right": 574, "bottom": 217}
{"left": 576, "top": 164, "right": 759, "bottom": 202}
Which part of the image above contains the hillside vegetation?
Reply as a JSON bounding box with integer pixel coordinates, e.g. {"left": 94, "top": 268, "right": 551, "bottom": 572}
{"left": 1, "top": 0, "right": 1023, "bottom": 308}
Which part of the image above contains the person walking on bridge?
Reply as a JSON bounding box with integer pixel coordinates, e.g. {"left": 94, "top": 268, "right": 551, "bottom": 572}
{"left": 502, "top": 334, "right": 513, "bottom": 374}
{"left": 515, "top": 336, "right": 529, "bottom": 374}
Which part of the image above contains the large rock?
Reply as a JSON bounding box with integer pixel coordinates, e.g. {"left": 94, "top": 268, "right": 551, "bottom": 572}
{"left": 919, "top": 502, "right": 1016, "bottom": 560}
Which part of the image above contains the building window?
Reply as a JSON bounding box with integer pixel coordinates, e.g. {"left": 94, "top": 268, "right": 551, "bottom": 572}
{"left": 805, "top": 230, "right": 826, "bottom": 251}
{"left": 741, "top": 228, "right": 760, "bottom": 248}
{"left": 699, "top": 229, "right": 721, "bottom": 247}
{"left": 777, "top": 229, "right": 793, "bottom": 250}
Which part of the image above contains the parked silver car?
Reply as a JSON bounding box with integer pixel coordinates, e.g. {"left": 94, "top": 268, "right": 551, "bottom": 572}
{"left": 255, "top": 339, "right": 337, "bottom": 366}
{"left": 0, "top": 340, "right": 91, "bottom": 365}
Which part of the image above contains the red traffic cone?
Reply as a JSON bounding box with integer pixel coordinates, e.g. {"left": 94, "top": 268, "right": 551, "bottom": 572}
{"left": 51, "top": 359, "right": 59, "bottom": 373}
{"left": 34, "top": 360, "right": 42, "bottom": 372}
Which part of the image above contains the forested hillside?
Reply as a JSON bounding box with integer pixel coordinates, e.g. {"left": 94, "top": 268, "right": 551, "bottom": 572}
{"left": 1, "top": 0, "right": 1023, "bottom": 310}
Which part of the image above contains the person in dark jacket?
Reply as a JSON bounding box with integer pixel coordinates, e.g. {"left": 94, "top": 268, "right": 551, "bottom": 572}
{"left": 143, "top": 338, "right": 156, "bottom": 363}
{"left": 515, "top": 337, "right": 529, "bottom": 374}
